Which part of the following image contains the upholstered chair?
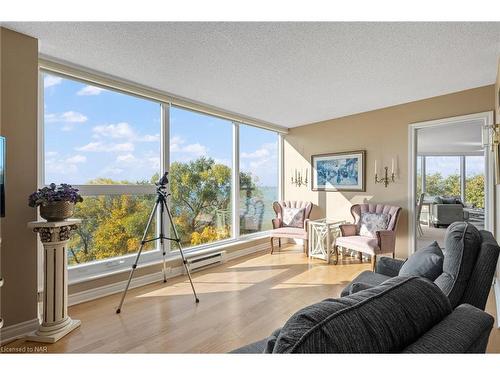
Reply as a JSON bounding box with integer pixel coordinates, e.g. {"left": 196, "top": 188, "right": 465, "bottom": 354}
{"left": 270, "top": 201, "right": 313, "bottom": 254}
{"left": 335, "top": 203, "right": 402, "bottom": 269}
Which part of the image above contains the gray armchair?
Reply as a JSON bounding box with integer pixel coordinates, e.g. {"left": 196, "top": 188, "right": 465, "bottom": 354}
{"left": 341, "top": 222, "right": 500, "bottom": 311}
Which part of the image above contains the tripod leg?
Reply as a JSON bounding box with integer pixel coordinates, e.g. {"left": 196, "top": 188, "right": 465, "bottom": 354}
{"left": 116, "top": 199, "right": 159, "bottom": 314}
{"left": 164, "top": 200, "right": 200, "bottom": 303}
{"left": 159, "top": 199, "right": 168, "bottom": 283}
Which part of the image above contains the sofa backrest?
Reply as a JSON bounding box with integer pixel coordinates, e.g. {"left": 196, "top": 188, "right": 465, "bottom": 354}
{"left": 434, "top": 222, "right": 481, "bottom": 308}
{"left": 459, "top": 229, "right": 500, "bottom": 310}
{"left": 350, "top": 203, "right": 402, "bottom": 232}
{"left": 271, "top": 276, "right": 451, "bottom": 353}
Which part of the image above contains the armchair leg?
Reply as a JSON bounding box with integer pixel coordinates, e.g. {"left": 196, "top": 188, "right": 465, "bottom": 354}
{"left": 278, "top": 238, "right": 281, "bottom": 248}
{"left": 303, "top": 239, "right": 308, "bottom": 255}
{"left": 270, "top": 237, "right": 274, "bottom": 254}
{"left": 358, "top": 251, "right": 363, "bottom": 263}
{"left": 371, "top": 255, "right": 377, "bottom": 271}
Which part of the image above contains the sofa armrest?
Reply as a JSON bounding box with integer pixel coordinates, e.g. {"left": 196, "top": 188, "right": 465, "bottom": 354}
{"left": 375, "top": 256, "right": 405, "bottom": 277}
{"left": 349, "top": 282, "right": 375, "bottom": 295}
{"left": 272, "top": 218, "right": 282, "bottom": 229}
{"left": 376, "top": 230, "right": 396, "bottom": 253}
{"left": 340, "top": 224, "right": 357, "bottom": 236}
{"left": 403, "top": 304, "right": 494, "bottom": 353}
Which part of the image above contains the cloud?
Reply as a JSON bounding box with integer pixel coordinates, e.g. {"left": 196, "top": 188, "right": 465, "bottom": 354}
{"left": 77, "top": 85, "right": 106, "bottom": 96}
{"left": 116, "top": 153, "right": 137, "bottom": 163}
{"left": 93, "top": 122, "right": 135, "bottom": 139}
{"left": 170, "top": 135, "right": 208, "bottom": 157}
{"left": 45, "top": 111, "right": 88, "bottom": 124}
{"left": 92, "top": 122, "right": 158, "bottom": 143}
{"left": 44, "top": 76, "right": 63, "bottom": 88}
{"left": 241, "top": 142, "right": 276, "bottom": 159}
{"left": 76, "top": 142, "right": 134, "bottom": 152}
{"left": 45, "top": 153, "right": 86, "bottom": 177}
{"left": 65, "top": 154, "right": 87, "bottom": 164}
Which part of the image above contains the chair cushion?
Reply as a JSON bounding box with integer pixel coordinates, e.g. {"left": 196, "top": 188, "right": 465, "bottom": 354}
{"left": 272, "top": 276, "right": 452, "bottom": 353}
{"left": 282, "top": 207, "right": 305, "bottom": 228}
{"left": 270, "top": 227, "right": 307, "bottom": 239}
{"left": 359, "top": 212, "right": 390, "bottom": 237}
{"left": 399, "top": 241, "right": 444, "bottom": 281}
{"left": 335, "top": 235, "right": 379, "bottom": 255}
{"left": 434, "top": 222, "right": 481, "bottom": 308}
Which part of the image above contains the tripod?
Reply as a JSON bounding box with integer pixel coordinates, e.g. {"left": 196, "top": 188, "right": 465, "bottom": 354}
{"left": 116, "top": 173, "right": 199, "bottom": 314}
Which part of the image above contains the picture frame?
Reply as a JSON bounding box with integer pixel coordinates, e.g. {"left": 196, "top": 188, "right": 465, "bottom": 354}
{"left": 311, "top": 150, "right": 366, "bottom": 192}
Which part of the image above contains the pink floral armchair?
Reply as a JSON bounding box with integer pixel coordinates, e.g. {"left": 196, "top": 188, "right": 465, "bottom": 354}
{"left": 270, "top": 201, "right": 313, "bottom": 254}
{"left": 335, "top": 203, "right": 402, "bottom": 269}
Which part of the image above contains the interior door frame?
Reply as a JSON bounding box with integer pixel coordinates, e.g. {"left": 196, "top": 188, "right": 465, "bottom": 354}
{"left": 408, "top": 111, "right": 495, "bottom": 254}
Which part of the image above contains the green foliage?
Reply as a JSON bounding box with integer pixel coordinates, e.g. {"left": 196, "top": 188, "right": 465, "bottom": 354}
{"left": 421, "top": 172, "right": 484, "bottom": 208}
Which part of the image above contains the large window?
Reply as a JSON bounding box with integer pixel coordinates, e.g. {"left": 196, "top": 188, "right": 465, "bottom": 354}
{"left": 43, "top": 72, "right": 161, "bottom": 266}
{"left": 418, "top": 155, "right": 485, "bottom": 208}
{"left": 169, "top": 106, "right": 233, "bottom": 248}
{"left": 424, "top": 156, "right": 461, "bottom": 197}
{"left": 41, "top": 69, "right": 282, "bottom": 278}
{"left": 239, "top": 125, "right": 279, "bottom": 235}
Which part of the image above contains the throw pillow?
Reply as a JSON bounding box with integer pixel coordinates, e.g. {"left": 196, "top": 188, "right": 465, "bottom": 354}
{"left": 282, "top": 207, "right": 305, "bottom": 228}
{"left": 359, "top": 212, "right": 390, "bottom": 237}
{"left": 398, "top": 241, "right": 444, "bottom": 281}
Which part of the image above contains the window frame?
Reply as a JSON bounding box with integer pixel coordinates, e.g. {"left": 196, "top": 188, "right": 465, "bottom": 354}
{"left": 38, "top": 66, "right": 284, "bottom": 284}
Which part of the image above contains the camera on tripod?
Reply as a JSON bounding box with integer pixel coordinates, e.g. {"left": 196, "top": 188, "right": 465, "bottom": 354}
{"left": 156, "top": 172, "right": 169, "bottom": 188}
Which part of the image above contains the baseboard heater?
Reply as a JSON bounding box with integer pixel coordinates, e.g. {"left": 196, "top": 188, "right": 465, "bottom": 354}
{"left": 186, "top": 251, "right": 226, "bottom": 272}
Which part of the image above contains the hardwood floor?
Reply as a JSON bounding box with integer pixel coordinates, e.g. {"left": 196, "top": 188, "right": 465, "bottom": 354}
{"left": 4, "top": 244, "right": 500, "bottom": 353}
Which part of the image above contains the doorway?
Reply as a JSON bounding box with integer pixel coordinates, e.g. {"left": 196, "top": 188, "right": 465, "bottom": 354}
{"left": 408, "top": 111, "right": 494, "bottom": 253}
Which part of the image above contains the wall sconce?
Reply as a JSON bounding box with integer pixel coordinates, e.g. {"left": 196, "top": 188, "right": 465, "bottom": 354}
{"left": 374, "top": 159, "right": 396, "bottom": 188}
{"left": 291, "top": 168, "right": 308, "bottom": 187}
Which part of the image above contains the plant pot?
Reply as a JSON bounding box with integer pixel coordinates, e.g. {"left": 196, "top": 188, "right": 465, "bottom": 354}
{"left": 40, "top": 201, "right": 75, "bottom": 222}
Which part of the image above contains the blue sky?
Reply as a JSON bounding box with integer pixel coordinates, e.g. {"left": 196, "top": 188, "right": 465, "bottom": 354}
{"left": 44, "top": 73, "right": 278, "bottom": 187}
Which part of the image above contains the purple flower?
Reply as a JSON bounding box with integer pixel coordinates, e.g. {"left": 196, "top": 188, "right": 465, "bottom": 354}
{"left": 28, "top": 183, "right": 84, "bottom": 207}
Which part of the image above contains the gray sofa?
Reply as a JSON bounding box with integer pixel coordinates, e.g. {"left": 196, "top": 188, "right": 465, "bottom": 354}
{"left": 342, "top": 222, "right": 500, "bottom": 311}
{"left": 231, "top": 276, "right": 494, "bottom": 353}
{"left": 431, "top": 197, "right": 469, "bottom": 227}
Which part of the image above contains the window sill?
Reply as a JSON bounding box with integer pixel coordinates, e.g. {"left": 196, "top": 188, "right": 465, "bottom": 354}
{"left": 68, "top": 231, "right": 271, "bottom": 286}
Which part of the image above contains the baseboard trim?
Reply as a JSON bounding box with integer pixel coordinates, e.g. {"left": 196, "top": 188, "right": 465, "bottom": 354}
{"left": 494, "top": 277, "right": 500, "bottom": 329}
{"left": 0, "top": 318, "right": 40, "bottom": 345}
{"left": 68, "top": 241, "right": 271, "bottom": 306}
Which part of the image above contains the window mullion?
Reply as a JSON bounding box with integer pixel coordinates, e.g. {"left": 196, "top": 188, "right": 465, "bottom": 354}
{"left": 161, "top": 103, "right": 171, "bottom": 253}
{"left": 232, "top": 122, "right": 240, "bottom": 239}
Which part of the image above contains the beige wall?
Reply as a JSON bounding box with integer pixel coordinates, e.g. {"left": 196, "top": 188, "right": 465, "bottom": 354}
{"left": 284, "top": 85, "right": 495, "bottom": 258}
{"left": 0, "top": 28, "right": 39, "bottom": 328}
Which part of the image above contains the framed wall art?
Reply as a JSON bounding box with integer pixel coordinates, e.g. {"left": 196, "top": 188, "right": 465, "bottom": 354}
{"left": 311, "top": 150, "right": 366, "bottom": 192}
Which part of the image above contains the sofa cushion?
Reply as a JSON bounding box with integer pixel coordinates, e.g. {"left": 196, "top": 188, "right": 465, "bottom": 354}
{"left": 434, "top": 222, "right": 481, "bottom": 308}
{"left": 282, "top": 207, "right": 305, "bottom": 228}
{"left": 272, "top": 276, "right": 452, "bottom": 353}
{"left": 340, "top": 270, "right": 391, "bottom": 297}
{"left": 398, "top": 241, "right": 444, "bottom": 281}
{"left": 359, "top": 212, "right": 390, "bottom": 237}
{"left": 442, "top": 197, "right": 457, "bottom": 204}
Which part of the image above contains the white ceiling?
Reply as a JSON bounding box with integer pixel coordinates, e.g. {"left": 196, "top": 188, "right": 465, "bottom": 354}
{"left": 3, "top": 22, "right": 500, "bottom": 128}
{"left": 417, "top": 120, "right": 484, "bottom": 155}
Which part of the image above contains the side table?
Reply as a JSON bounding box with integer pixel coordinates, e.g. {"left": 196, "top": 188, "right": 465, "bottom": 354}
{"left": 27, "top": 219, "right": 81, "bottom": 343}
{"left": 308, "top": 219, "right": 346, "bottom": 264}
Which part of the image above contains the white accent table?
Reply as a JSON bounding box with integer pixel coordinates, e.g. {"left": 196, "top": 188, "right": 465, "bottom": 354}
{"left": 27, "top": 219, "right": 81, "bottom": 343}
{"left": 308, "top": 219, "right": 346, "bottom": 264}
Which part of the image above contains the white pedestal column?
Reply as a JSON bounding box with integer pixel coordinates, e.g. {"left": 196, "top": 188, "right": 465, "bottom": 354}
{"left": 27, "top": 219, "right": 81, "bottom": 343}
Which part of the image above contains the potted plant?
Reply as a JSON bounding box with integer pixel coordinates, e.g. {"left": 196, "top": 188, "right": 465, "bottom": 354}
{"left": 28, "top": 183, "right": 83, "bottom": 222}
